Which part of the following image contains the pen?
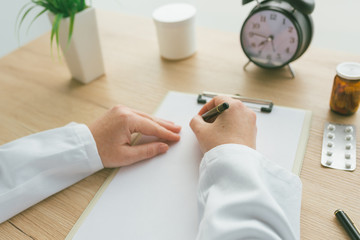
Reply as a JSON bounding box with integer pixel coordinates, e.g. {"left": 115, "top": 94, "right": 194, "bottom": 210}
{"left": 334, "top": 209, "right": 360, "bottom": 240}
{"left": 202, "top": 102, "right": 229, "bottom": 122}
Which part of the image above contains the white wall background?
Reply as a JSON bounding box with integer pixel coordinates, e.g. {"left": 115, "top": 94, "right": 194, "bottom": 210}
{"left": 1, "top": 0, "right": 360, "bottom": 58}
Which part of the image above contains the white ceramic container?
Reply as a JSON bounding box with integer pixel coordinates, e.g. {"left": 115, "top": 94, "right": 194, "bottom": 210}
{"left": 49, "top": 8, "right": 105, "bottom": 83}
{"left": 153, "top": 3, "right": 197, "bottom": 60}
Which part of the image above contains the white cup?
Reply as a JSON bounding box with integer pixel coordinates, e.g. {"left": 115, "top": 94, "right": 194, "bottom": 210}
{"left": 153, "top": 3, "right": 197, "bottom": 60}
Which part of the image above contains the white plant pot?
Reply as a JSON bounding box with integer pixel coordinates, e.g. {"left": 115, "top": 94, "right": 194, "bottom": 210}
{"left": 48, "top": 8, "right": 105, "bottom": 84}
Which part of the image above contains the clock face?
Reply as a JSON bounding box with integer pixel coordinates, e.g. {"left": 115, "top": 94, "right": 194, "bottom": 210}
{"left": 241, "top": 9, "right": 300, "bottom": 68}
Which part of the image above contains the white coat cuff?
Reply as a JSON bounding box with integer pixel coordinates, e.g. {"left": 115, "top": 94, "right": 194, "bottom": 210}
{"left": 70, "top": 123, "right": 104, "bottom": 172}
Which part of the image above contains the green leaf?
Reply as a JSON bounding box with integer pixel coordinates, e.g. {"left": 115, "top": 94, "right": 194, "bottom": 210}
{"left": 50, "top": 13, "right": 63, "bottom": 59}
{"left": 26, "top": 8, "right": 47, "bottom": 35}
{"left": 15, "top": 2, "right": 32, "bottom": 34}
{"left": 18, "top": 5, "right": 37, "bottom": 33}
{"left": 80, "top": 0, "right": 85, "bottom": 11}
{"left": 17, "top": 0, "right": 91, "bottom": 60}
{"left": 15, "top": 2, "right": 34, "bottom": 44}
{"left": 68, "top": 11, "right": 76, "bottom": 47}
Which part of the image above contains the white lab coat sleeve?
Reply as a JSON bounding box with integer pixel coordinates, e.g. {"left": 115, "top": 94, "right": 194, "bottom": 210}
{"left": 0, "top": 123, "right": 104, "bottom": 224}
{"left": 196, "top": 144, "right": 302, "bottom": 240}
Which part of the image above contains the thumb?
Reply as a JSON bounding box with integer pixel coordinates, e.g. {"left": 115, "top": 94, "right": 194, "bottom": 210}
{"left": 189, "top": 114, "right": 204, "bottom": 132}
{"left": 124, "top": 142, "right": 169, "bottom": 165}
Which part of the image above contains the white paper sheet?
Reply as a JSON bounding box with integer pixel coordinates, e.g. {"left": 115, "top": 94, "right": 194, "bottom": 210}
{"left": 70, "top": 91, "right": 309, "bottom": 240}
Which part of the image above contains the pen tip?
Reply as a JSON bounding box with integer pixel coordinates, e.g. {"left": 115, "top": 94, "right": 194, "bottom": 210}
{"left": 222, "top": 102, "right": 229, "bottom": 109}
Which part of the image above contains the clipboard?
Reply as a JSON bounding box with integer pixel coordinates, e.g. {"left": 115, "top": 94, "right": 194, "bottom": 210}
{"left": 66, "top": 91, "right": 312, "bottom": 240}
{"left": 197, "top": 91, "right": 274, "bottom": 113}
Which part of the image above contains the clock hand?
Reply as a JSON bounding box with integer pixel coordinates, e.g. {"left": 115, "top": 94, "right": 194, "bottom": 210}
{"left": 271, "top": 40, "right": 276, "bottom": 52}
{"left": 262, "top": 35, "right": 276, "bottom": 52}
{"left": 257, "top": 41, "right": 267, "bottom": 56}
{"left": 250, "top": 32, "right": 267, "bottom": 39}
{"left": 258, "top": 39, "right": 267, "bottom": 47}
{"left": 258, "top": 34, "right": 274, "bottom": 47}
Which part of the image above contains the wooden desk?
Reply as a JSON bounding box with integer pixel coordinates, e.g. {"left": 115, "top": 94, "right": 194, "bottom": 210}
{"left": 0, "top": 10, "right": 359, "bottom": 239}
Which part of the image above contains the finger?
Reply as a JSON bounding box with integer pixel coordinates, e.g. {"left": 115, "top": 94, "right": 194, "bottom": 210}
{"left": 198, "top": 96, "right": 234, "bottom": 115}
{"left": 189, "top": 114, "right": 206, "bottom": 133}
{"left": 132, "top": 116, "right": 180, "bottom": 142}
{"left": 132, "top": 109, "right": 155, "bottom": 120}
{"left": 132, "top": 109, "right": 174, "bottom": 124}
{"left": 133, "top": 110, "right": 181, "bottom": 133}
{"left": 156, "top": 119, "right": 182, "bottom": 133}
{"left": 123, "top": 142, "right": 169, "bottom": 165}
{"left": 198, "top": 98, "right": 217, "bottom": 115}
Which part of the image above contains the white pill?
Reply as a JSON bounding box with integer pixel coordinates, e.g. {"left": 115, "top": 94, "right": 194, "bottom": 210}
{"left": 345, "top": 153, "right": 351, "bottom": 159}
{"left": 326, "top": 159, "right": 333, "bottom": 165}
{"left": 345, "top": 135, "right": 353, "bottom": 141}
{"left": 327, "top": 133, "right": 335, "bottom": 139}
{"left": 345, "top": 143, "right": 352, "bottom": 150}
{"left": 345, "top": 126, "right": 353, "bottom": 133}
{"left": 326, "top": 151, "right": 333, "bottom": 157}
{"left": 345, "top": 161, "right": 352, "bottom": 169}
{"left": 328, "top": 124, "right": 336, "bottom": 131}
{"left": 327, "top": 142, "right": 334, "bottom": 148}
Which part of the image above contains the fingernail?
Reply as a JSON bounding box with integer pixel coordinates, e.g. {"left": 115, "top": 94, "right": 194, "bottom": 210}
{"left": 159, "top": 144, "right": 169, "bottom": 153}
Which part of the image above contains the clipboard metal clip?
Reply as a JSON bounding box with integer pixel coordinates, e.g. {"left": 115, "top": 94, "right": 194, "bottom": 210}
{"left": 197, "top": 91, "right": 274, "bottom": 113}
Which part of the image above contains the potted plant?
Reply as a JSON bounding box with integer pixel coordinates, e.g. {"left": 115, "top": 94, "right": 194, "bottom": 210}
{"left": 17, "top": 0, "right": 105, "bottom": 84}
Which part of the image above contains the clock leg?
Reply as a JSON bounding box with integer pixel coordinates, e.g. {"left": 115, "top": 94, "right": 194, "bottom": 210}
{"left": 243, "top": 60, "right": 251, "bottom": 71}
{"left": 287, "top": 64, "right": 295, "bottom": 79}
{"left": 243, "top": 61, "right": 295, "bottom": 79}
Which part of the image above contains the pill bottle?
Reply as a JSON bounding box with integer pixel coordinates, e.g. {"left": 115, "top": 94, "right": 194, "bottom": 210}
{"left": 330, "top": 62, "right": 360, "bottom": 115}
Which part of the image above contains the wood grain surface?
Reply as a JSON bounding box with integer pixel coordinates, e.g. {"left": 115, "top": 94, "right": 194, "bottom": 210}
{"left": 0, "top": 9, "right": 359, "bottom": 240}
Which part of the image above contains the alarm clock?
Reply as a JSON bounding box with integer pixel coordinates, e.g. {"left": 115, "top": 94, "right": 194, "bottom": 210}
{"left": 240, "top": 0, "right": 315, "bottom": 72}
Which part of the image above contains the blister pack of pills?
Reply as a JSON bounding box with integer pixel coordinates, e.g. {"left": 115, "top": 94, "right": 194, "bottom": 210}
{"left": 321, "top": 122, "right": 357, "bottom": 171}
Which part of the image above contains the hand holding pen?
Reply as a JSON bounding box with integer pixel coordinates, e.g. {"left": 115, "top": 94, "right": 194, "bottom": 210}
{"left": 201, "top": 102, "right": 229, "bottom": 123}
{"left": 190, "top": 96, "right": 257, "bottom": 154}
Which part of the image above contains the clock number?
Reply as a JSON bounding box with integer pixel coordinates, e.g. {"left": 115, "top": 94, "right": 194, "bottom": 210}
{"left": 252, "top": 23, "right": 260, "bottom": 29}
{"left": 266, "top": 54, "right": 272, "bottom": 61}
{"left": 290, "top": 37, "right": 295, "bottom": 44}
{"left": 286, "top": 47, "right": 290, "bottom": 54}
{"left": 276, "top": 53, "right": 281, "bottom": 60}
{"left": 260, "top": 16, "right": 266, "bottom": 22}
{"left": 282, "top": 18, "right": 286, "bottom": 25}
{"left": 270, "top": 13, "right": 277, "bottom": 20}
{"left": 251, "top": 42, "right": 256, "bottom": 48}
{"left": 288, "top": 26, "right": 294, "bottom": 33}
{"left": 258, "top": 50, "right": 262, "bottom": 56}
